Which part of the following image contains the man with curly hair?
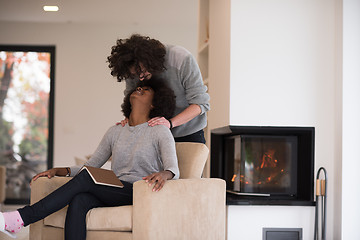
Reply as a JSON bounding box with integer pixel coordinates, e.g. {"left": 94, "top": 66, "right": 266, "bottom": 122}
{"left": 108, "top": 34, "right": 210, "bottom": 143}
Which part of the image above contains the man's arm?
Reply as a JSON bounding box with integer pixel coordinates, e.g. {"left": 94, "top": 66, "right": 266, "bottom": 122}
{"left": 147, "top": 104, "right": 201, "bottom": 129}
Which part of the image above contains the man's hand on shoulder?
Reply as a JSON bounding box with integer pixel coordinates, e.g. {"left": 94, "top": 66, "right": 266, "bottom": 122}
{"left": 116, "top": 118, "right": 128, "bottom": 127}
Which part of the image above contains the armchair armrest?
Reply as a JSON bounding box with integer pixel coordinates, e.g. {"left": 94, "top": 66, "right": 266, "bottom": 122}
{"left": 30, "top": 177, "right": 72, "bottom": 204}
{"left": 133, "top": 178, "right": 226, "bottom": 240}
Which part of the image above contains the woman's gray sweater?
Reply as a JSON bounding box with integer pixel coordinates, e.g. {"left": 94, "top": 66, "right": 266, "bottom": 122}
{"left": 70, "top": 123, "right": 179, "bottom": 183}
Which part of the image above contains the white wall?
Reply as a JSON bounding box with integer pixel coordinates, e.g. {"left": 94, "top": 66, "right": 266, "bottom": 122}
{"left": 228, "top": 206, "right": 314, "bottom": 240}
{"left": 0, "top": 5, "right": 198, "bottom": 168}
{"left": 227, "top": 0, "right": 341, "bottom": 239}
{"left": 342, "top": 0, "right": 360, "bottom": 239}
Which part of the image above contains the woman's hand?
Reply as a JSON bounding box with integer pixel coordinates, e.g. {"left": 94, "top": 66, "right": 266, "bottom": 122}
{"left": 143, "top": 170, "right": 174, "bottom": 192}
{"left": 116, "top": 118, "right": 128, "bottom": 127}
{"left": 147, "top": 117, "right": 171, "bottom": 129}
{"left": 32, "top": 168, "right": 58, "bottom": 182}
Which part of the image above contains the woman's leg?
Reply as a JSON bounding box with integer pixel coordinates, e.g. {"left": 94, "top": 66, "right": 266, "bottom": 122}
{"left": 18, "top": 170, "right": 133, "bottom": 226}
{"left": 64, "top": 193, "right": 103, "bottom": 240}
{"left": 18, "top": 170, "right": 94, "bottom": 226}
{"left": 64, "top": 182, "right": 133, "bottom": 240}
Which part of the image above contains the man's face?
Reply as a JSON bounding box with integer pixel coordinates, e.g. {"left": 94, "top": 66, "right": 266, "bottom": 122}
{"left": 129, "top": 62, "right": 152, "bottom": 81}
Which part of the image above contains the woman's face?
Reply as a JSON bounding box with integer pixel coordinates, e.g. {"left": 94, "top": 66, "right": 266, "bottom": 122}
{"left": 130, "top": 86, "right": 154, "bottom": 107}
{"left": 129, "top": 62, "right": 152, "bottom": 81}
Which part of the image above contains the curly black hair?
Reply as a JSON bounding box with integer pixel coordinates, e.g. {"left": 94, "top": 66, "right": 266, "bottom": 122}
{"left": 121, "top": 77, "right": 176, "bottom": 120}
{"left": 107, "top": 34, "right": 166, "bottom": 82}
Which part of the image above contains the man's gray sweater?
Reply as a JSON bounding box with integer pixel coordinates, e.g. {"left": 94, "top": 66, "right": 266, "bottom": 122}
{"left": 125, "top": 45, "right": 210, "bottom": 138}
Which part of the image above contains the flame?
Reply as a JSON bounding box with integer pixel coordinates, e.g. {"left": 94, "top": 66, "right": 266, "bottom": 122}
{"left": 229, "top": 147, "right": 289, "bottom": 188}
{"left": 260, "top": 148, "right": 278, "bottom": 168}
{"left": 231, "top": 174, "right": 236, "bottom": 182}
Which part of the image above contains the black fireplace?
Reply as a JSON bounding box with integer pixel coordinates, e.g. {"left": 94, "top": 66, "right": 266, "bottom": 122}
{"left": 211, "top": 126, "right": 315, "bottom": 206}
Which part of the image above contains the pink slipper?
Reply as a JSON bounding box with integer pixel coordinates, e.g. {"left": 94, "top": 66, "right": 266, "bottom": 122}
{"left": 0, "top": 213, "right": 16, "bottom": 238}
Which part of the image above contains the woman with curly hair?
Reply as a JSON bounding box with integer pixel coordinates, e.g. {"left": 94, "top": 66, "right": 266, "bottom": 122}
{"left": 0, "top": 78, "right": 179, "bottom": 240}
{"left": 108, "top": 34, "right": 210, "bottom": 143}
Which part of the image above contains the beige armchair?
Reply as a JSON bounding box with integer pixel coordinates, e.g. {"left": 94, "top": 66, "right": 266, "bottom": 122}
{"left": 30, "top": 142, "right": 226, "bottom": 240}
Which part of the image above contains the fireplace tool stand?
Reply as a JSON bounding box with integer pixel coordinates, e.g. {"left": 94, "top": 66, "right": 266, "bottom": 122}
{"left": 314, "top": 167, "right": 327, "bottom": 240}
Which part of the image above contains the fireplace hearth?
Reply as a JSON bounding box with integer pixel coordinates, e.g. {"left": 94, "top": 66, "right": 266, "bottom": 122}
{"left": 211, "top": 126, "right": 315, "bottom": 206}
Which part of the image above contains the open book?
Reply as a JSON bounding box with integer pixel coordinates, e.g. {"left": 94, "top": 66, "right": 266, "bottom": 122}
{"left": 78, "top": 165, "right": 124, "bottom": 188}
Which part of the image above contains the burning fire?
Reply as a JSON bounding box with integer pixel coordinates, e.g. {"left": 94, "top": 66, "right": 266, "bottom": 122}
{"left": 260, "top": 148, "right": 278, "bottom": 168}
{"left": 230, "top": 147, "right": 288, "bottom": 188}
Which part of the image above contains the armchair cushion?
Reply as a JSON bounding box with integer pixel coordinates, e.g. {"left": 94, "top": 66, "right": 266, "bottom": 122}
{"left": 44, "top": 205, "right": 132, "bottom": 232}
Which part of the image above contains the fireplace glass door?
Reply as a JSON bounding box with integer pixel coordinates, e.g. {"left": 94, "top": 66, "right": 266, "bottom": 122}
{"left": 225, "top": 135, "right": 298, "bottom": 196}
